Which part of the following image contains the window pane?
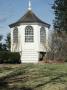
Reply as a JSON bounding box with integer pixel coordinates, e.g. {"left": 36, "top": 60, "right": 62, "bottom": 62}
{"left": 25, "top": 26, "right": 34, "bottom": 42}
{"left": 13, "top": 27, "right": 18, "bottom": 43}
{"left": 40, "top": 27, "right": 46, "bottom": 43}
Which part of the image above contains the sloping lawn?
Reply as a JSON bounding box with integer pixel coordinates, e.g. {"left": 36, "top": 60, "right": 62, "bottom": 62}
{"left": 0, "top": 63, "right": 67, "bottom": 90}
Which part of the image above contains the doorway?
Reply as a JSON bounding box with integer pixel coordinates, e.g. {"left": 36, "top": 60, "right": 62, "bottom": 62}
{"left": 39, "top": 52, "right": 46, "bottom": 61}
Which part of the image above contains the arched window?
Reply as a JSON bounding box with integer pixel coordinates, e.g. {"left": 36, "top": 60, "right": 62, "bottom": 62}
{"left": 13, "top": 27, "right": 18, "bottom": 43}
{"left": 40, "top": 27, "right": 46, "bottom": 43}
{"left": 25, "top": 26, "right": 34, "bottom": 42}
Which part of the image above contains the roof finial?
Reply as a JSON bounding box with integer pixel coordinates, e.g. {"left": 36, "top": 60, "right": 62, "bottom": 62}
{"left": 28, "top": 0, "right": 32, "bottom": 10}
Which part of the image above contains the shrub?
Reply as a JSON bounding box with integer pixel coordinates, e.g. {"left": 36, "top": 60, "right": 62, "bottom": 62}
{"left": 64, "top": 59, "right": 67, "bottom": 62}
{"left": 0, "top": 51, "right": 21, "bottom": 64}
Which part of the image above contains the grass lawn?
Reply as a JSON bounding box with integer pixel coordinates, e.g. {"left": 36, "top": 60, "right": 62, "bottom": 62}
{"left": 0, "top": 63, "right": 67, "bottom": 90}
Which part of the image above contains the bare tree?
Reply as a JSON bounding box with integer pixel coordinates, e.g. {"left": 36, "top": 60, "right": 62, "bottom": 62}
{"left": 49, "top": 31, "right": 67, "bottom": 62}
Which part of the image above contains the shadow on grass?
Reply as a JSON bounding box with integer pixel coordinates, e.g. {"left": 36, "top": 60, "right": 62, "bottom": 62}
{"left": 15, "top": 87, "right": 33, "bottom": 90}
{"left": 0, "top": 78, "right": 8, "bottom": 90}
{"left": 35, "top": 73, "right": 67, "bottom": 88}
{"left": 8, "top": 87, "right": 33, "bottom": 90}
{"left": 0, "top": 78, "right": 33, "bottom": 90}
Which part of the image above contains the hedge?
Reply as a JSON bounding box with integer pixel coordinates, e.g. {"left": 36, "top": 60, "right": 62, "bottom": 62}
{"left": 0, "top": 51, "right": 21, "bottom": 64}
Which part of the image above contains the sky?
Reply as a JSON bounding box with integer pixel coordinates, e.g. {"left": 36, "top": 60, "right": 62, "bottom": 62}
{"left": 0, "top": 0, "right": 54, "bottom": 41}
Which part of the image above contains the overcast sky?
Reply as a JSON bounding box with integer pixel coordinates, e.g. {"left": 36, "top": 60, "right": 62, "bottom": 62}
{"left": 0, "top": 0, "right": 54, "bottom": 40}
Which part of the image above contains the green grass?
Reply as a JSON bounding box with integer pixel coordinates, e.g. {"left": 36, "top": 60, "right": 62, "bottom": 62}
{"left": 0, "top": 63, "right": 67, "bottom": 90}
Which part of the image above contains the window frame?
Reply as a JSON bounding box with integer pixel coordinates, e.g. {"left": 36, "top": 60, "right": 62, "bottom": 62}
{"left": 40, "top": 27, "right": 46, "bottom": 43}
{"left": 25, "top": 26, "right": 34, "bottom": 42}
{"left": 13, "top": 27, "right": 18, "bottom": 43}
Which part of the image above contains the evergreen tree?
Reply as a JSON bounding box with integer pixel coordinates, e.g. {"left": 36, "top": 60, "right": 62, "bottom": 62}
{"left": 0, "top": 35, "right": 3, "bottom": 51}
{"left": 50, "top": 0, "right": 67, "bottom": 61}
{"left": 52, "top": 0, "right": 67, "bottom": 32}
{"left": 5, "top": 33, "right": 11, "bottom": 51}
{"left": 0, "top": 35, "right": 3, "bottom": 41}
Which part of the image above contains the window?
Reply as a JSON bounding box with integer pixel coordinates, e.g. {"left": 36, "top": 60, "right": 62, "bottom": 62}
{"left": 40, "top": 27, "right": 46, "bottom": 43}
{"left": 13, "top": 27, "right": 18, "bottom": 43}
{"left": 25, "top": 26, "right": 34, "bottom": 42}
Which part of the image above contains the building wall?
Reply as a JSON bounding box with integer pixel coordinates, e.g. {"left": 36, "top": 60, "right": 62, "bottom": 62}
{"left": 18, "top": 24, "right": 39, "bottom": 52}
{"left": 38, "top": 25, "right": 49, "bottom": 52}
{"left": 11, "top": 23, "right": 50, "bottom": 63}
{"left": 19, "top": 24, "right": 40, "bottom": 63}
{"left": 11, "top": 27, "right": 20, "bottom": 52}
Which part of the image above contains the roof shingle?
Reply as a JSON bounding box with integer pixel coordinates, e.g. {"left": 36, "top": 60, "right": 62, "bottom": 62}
{"left": 9, "top": 10, "right": 50, "bottom": 28}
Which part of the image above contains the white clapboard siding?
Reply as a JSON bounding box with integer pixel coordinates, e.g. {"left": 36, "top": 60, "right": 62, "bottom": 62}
{"left": 21, "top": 50, "right": 39, "bottom": 63}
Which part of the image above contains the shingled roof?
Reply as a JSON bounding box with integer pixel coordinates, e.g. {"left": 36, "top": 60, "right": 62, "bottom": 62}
{"left": 9, "top": 10, "right": 50, "bottom": 28}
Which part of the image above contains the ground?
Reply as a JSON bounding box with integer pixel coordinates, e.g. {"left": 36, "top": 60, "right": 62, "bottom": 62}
{"left": 0, "top": 63, "right": 67, "bottom": 90}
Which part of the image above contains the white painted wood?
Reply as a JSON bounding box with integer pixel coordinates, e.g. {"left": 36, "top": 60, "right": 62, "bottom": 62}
{"left": 21, "top": 50, "right": 39, "bottom": 63}
{"left": 11, "top": 23, "right": 50, "bottom": 63}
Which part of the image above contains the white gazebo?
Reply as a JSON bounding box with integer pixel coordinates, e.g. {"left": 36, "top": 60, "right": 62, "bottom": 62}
{"left": 9, "top": 0, "right": 50, "bottom": 63}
